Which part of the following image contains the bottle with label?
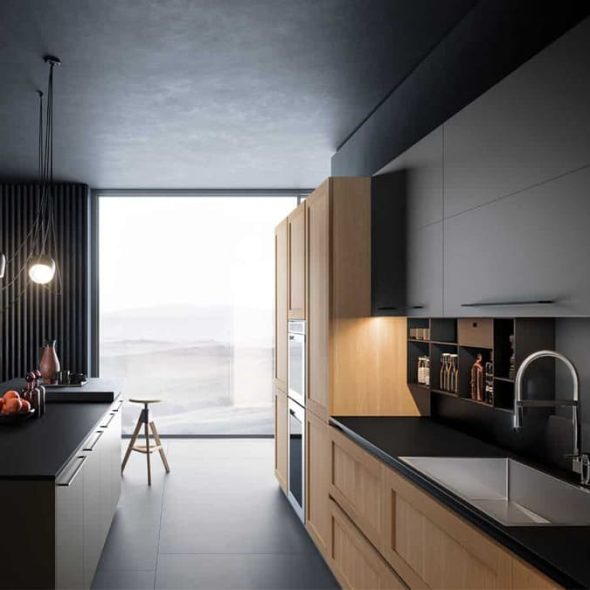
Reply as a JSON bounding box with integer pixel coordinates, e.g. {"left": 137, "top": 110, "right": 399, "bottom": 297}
{"left": 417, "top": 357, "right": 424, "bottom": 384}
{"left": 424, "top": 357, "right": 430, "bottom": 387}
{"left": 485, "top": 361, "right": 494, "bottom": 404}
{"left": 449, "top": 354, "right": 459, "bottom": 393}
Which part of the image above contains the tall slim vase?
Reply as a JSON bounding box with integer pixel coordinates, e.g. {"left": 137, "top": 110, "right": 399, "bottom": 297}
{"left": 40, "top": 340, "right": 61, "bottom": 385}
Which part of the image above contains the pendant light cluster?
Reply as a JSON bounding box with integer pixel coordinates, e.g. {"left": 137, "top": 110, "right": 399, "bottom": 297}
{"left": 0, "top": 55, "right": 62, "bottom": 299}
{"left": 29, "top": 55, "right": 61, "bottom": 285}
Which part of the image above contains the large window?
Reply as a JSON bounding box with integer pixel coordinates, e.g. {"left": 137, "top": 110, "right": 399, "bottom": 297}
{"left": 99, "top": 196, "right": 297, "bottom": 435}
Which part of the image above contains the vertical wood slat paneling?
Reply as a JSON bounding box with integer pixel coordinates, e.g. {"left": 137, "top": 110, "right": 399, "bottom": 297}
{"left": 0, "top": 183, "right": 90, "bottom": 382}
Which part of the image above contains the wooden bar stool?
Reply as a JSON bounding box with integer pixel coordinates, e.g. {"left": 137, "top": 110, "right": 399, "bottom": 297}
{"left": 121, "top": 398, "right": 170, "bottom": 485}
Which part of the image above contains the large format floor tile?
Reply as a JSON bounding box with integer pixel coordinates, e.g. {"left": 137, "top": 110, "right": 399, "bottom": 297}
{"left": 93, "top": 439, "right": 338, "bottom": 590}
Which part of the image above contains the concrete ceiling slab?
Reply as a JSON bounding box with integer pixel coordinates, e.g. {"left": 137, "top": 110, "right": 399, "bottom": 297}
{"left": 0, "top": 0, "right": 474, "bottom": 188}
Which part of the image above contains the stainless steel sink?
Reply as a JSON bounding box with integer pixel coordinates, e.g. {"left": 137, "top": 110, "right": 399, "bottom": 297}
{"left": 399, "top": 456, "right": 590, "bottom": 526}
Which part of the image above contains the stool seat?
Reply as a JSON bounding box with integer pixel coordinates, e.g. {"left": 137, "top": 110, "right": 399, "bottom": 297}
{"left": 121, "top": 399, "right": 170, "bottom": 485}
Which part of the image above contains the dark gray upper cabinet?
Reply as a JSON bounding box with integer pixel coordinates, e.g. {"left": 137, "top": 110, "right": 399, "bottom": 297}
{"left": 372, "top": 131, "right": 443, "bottom": 317}
{"left": 377, "top": 128, "right": 443, "bottom": 229}
{"left": 443, "top": 18, "right": 590, "bottom": 218}
{"left": 444, "top": 166, "right": 590, "bottom": 317}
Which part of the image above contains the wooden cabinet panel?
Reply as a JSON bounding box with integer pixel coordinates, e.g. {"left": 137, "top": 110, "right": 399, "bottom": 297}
{"left": 443, "top": 19, "right": 590, "bottom": 218}
{"left": 444, "top": 166, "right": 590, "bottom": 317}
{"left": 274, "top": 218, "right": 288, "bottom": 390}
{"left": 274, "top": 387, "right": 288, "bottom": 492}
{"left": 382, "top": 466, "right": 512, "bottom": 590}
{"left": 512, "top": 558, "right": 561, "bottom": 590}
{"left": 329, "top": 499, "right": 407, "bottom": 590}
{"left": 306, "top": 411, "right": 330, "bottom": 556}
{"left": 288, "top": 201, "right": 306, "bottom": 319}
{"left": 306, "top": 181, "right": 330, "bottom": 419}
{"left": 329, "top": 426, "right": 385, "bottom": 549}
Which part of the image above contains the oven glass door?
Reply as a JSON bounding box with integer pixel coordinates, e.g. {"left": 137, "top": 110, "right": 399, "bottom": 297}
{"left": 288, "top": 399, "right": 305, "bottom": 521}
{"left": 288, "top": 332, "right": 305, "bottom": 406}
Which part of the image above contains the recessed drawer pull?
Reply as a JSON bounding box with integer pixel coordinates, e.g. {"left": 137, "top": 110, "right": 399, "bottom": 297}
{"left": 461, "top": 300, "right": 554, "bottom": 307}
{"left": 84, "top": 430, "right": 103, "bottom": 451}
{"left": 57, "top": 456, "right": 87, "bottom": 487}
{"left": 101, "top": 412, "right": 116, "bottom": 428}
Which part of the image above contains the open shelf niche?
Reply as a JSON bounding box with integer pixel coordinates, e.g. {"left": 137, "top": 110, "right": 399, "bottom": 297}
{"left": 407, "top": 317, "right": 555, "bottom": 413}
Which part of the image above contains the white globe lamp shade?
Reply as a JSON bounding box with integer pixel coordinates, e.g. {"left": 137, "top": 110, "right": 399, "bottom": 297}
{"left": 28, "top": 255, "right": 56, "bottom": 284}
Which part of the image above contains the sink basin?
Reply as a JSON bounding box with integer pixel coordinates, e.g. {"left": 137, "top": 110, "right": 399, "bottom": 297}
{"left": 399, "top": 456, "right": 590, "bottom": 526}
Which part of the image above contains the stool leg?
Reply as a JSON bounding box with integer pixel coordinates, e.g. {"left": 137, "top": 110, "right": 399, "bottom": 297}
{"left": 149, "top": 421, "right": 170, "bottom": 473}
{"left": 144, "top": 405, "right": 152, "bottom": 485}
{"left": 122, "top": 414, "right": 143, "bottom": 473}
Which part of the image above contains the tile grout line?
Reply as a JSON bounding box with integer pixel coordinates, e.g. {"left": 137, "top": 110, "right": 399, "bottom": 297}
{"left": 153, "top": 442, "right": 171, "bottom": 590}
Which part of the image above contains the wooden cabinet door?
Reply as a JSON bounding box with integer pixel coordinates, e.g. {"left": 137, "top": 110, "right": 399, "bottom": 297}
{"left": 444, "top": 166, "right": 590, "bottom": 317}
{"left": 512, "top": 558, "right": 561, "bottom": 590}
{"left": 306, "top": 181, "right": 330, "bottom": 418}
{"left": 381, "top": 466, "right": 512, "bottom": 590}
{"left": 274, "top": 387, "right": 288, "bottom": 492}
{"left": 306, "top": 410, "right": 330, "bottom": 556}
{"left": 274, "top": 218, "right": 288, "bottom": 390}
{"left": 288, "top": 201, "right": 306, "bottom": 319}
{"left": 329, "top": 427, "right": 385, "bottom": 549}
{"left": 56, "top": 456, "right": 86, "bottom": 590}
{"left": 329, "top": 499, "right": 407, "bottom": 590}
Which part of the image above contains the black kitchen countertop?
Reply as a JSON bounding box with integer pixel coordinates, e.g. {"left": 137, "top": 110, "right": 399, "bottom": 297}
{"left": 1, "top": 377, "right": 121, "bottom": 402}
{"left": 331, "top": 416, "right": 590, "bottom": 590}
{"left": 0, "top": 400, "right": 119, "bottom": 480}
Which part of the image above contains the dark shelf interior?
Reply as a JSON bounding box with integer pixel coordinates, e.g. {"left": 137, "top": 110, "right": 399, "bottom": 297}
{"left": 430, "top": 318, "right": 457, "bottom": 344}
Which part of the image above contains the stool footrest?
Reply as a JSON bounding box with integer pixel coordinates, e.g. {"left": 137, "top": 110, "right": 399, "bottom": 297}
{"left": 133, "top": 444, "right": 163, "bottom": 454}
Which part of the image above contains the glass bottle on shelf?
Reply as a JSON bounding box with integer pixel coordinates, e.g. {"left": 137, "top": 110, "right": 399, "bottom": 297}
{"left": 470, "top": 354, "right": 485, "bottom": 401}
{"left": 439, "top": 354, "right": 448, "bottom": 390}
{"left": 417, "top": 356, "right": 424, "bottom": 384}
{"left": 443, "top": 353, "right": 452, "bottom": 392}
{"left": 424, "top": 357, "right": 430, "bottom": 387}
{"left": 485, "top": 361, "right": 494, "bottom": 404}
{"left": 450, "top": 354, "right": 459, "bottom": 393}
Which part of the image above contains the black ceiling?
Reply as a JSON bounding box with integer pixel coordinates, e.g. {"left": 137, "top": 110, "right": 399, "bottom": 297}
{"left": 0, "top": 0, "right": 475, "bottom": 189}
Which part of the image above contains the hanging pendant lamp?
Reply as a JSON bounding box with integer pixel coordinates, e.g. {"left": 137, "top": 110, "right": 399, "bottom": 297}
{"left": 28, "top": 55, "right": 61, "bottom": 285}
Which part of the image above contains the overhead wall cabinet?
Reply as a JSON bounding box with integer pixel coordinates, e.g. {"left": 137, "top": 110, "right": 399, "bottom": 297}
{"left": 288, "top": 201, "right": 307, "bottom": 320}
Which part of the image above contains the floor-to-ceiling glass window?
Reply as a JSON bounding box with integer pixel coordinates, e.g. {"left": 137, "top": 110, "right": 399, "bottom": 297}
{"left": 99, "top": 196, "right": 297, "bottom": 435}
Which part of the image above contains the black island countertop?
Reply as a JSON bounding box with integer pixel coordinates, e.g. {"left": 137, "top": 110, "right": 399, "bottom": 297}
{"left": 0, "top": 379, "right": 121, "bottom": 480}
{"left": 331, "top": 416, "right": 590, "bottom": 590}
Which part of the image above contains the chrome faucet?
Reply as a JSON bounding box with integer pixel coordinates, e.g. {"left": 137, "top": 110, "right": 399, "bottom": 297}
{"left": 514, "top": 350, "right": 590, "bottom": 485}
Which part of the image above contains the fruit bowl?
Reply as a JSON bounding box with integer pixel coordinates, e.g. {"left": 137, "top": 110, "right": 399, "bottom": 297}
{"left": 0, "top": 409, "right": 36, "bottom": 424}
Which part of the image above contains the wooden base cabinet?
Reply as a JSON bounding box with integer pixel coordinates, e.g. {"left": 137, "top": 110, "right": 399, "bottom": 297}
{"left": 328, "top": 426, "right": 562, "bottom": 590}
{"left": 328, "top": 499, "right": 407, "bottom": 590}
{"left": 305, "top": 411, "right": 330, "bottom": 556}
{"left": 274, "top": 387, "right": 288, "bottom": 492}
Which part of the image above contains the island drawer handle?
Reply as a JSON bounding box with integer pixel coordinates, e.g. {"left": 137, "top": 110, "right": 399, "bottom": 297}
{"left": 101, "top": 413, "right": 116, "bottom": 428}
{"left": 84, "top": 430, "right": 103, "bottom": 451}
{"left": 57, "top": 456, "right": 87, "bottom": 487}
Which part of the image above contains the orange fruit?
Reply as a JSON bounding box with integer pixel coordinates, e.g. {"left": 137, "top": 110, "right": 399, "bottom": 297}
{"left": 3, "top": 390, "right": 20, "bottom": 400}
{"left": 19, "top": 400, "right": 31, "bottom": 414}
{"left": 4, "top": 398, "right": 22, "bottom": 414}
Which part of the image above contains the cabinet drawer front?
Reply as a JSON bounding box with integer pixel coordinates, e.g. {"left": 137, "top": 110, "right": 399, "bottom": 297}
{"left": 382, "top": 468, "right": 511, "bottom": 590}
{"left": 458, "top": 318, "right": 493, "bottom": 349}
{"left": 329, "top": 427, "right": 385, "bottom": 547}
{"left": 329, "top": 499, "right": 407, "bottom": 590}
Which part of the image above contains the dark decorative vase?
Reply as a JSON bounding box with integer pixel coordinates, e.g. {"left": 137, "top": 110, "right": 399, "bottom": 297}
{"left": 40, "top": 340, "right": 61, "bottom": 385}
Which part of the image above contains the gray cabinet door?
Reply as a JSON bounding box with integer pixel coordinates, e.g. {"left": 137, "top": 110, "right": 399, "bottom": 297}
{"left": 444, "top": 167, "right": 590, "bottom": 317}
{"left": 407, "top": 222, "right": 443, "bottom": 317}
{"left": 84, "top": 433, "right": 102, "bottom": 589}
{"left": 443, "top": 19, "right": 590, "bottom": 218}
{"left": 56, "top": 456, "right": 86, "bottom": 590}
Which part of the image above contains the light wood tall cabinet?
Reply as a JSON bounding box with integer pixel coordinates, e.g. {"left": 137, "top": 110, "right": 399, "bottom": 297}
{"left": 274, "top": 388, "right": 288, "bottom": 493}
{"left": 288, "top": 201, "right": 306, "bottom": 320}
{"left": 274, "top": 218, "right": 288, "bottom": 391}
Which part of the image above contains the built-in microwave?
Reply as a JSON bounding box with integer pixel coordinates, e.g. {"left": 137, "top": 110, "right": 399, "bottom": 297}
{"left": 287, "top": 397, "right": 305, "bottom": 521}
{"left": 288, "top": 320, "right": 305, "bottom": 406}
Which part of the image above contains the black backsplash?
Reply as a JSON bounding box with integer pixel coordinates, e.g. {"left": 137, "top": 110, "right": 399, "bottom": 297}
{"left": 432, "top": 318, "right": 590, "bottom": 471}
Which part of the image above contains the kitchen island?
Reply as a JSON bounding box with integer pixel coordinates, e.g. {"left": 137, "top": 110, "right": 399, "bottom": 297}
{"left": 0, "top": 387, "right": 122, "bottom": 590}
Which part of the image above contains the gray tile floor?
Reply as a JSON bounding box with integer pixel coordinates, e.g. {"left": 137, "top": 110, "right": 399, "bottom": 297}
{"left": 92, "top": 439, "right": 339, "bottom": 590}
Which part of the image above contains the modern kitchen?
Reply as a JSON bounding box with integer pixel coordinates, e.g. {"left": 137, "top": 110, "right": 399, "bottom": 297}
{"left": 1, "top": 2, "right": 590, "bottom": 590}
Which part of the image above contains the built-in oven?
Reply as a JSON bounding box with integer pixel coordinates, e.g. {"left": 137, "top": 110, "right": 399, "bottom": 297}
{"left": 288, "top": 320, "right": 305, "bottom": 406}
{"left": 287, "top": 397, "right": 305, "bottom": 521}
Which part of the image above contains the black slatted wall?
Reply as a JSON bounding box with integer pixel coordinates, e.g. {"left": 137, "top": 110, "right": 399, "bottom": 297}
{"left": 0, "top": 183, "right": 90, "bottom": 381}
